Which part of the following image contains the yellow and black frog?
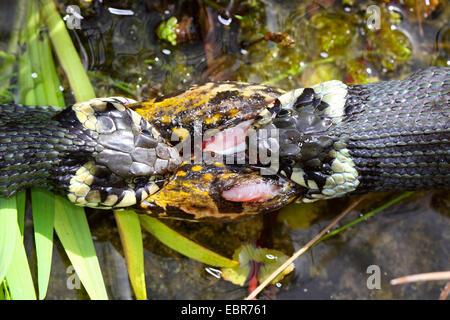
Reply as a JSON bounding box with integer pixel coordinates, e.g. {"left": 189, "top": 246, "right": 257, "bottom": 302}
{"left": 128, "top": 82, "right": 302, "bottom": 221}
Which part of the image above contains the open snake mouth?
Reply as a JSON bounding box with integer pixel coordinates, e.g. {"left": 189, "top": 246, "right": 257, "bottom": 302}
{"left": 200, "top": 119, "right": 280, "bottom": 203}
{"left": 221, "top": 182, "right": 281, "bottom": 202}
{"left": 139, "top": 117, "right": 297, "bottom": 213}
{"left": 202, "top": 119, "right": 253, "bottom": 155}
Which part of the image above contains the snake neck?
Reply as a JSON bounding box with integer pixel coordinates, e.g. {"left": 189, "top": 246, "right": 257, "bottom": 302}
{"left": 265, "top": 67, "right": 450, "bottom": 202}
{"left": 333, "top": 67, "right": 450, "bottom": 194}
{"left": 0, "top": 106, "right": 96, "bottom": 197}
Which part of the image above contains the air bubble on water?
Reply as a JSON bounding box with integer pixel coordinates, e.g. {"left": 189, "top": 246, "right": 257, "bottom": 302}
{"left": 218, "top": 14, "right": 232, "bottom": 26}
{"left": 162, "top": 49, "right": 171, "bottom": 55}
{"left": 108, "top": 8, "right": 134, "bottom": 16}
{"left": 205, "top": 267, "right": 222, "bottom": 279}
{"left": 320, "top": 52, "right": 328, "bottom": 58}
{"left": 240, "top": 49, "right": 248, "bottom": 55}
{"left": 147, "top": 66, "right": 153, "bottom": 70}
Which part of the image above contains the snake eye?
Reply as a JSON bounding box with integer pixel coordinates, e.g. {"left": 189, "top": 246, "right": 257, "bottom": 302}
{"left": 142, "top": 129, "right": 151, "bottom": 136}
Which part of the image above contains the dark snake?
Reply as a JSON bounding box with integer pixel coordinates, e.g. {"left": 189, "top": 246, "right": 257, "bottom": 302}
{"left": 0, "top": 67, "right": 449, "bottom": 221}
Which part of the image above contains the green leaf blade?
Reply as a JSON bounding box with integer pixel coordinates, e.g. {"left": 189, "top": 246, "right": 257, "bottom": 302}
{"left": 114, "top": 210, "right": 147, "bottom": 300}
{"left": 2, "top": 197, "right": 36, "bottom": 300}
{"left": 140, "top": 216, "right": 239, "bottom": 268}
{"left": 31, "top": 188, "right": 55, "bottom": 300}
{"left": 40, "top": 0, "right": 96, "bottom": 101}
{"left": 54, "top": 196, "right": 108, "bottom": 300}
{"left": 0, "top": 197, "right": 19, "bottom": 283}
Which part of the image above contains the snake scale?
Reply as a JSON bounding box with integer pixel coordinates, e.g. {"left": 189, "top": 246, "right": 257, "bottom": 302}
{"left": 0, "top": 67, "right": 449, "bottom": 220}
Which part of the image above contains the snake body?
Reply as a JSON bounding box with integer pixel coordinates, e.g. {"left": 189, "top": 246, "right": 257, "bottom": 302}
{"left": 0, "top": 67, "right": 449, "bottom": 220}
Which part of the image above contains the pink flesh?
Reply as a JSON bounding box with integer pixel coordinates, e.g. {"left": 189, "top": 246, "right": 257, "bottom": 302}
{"left": 222, "top": 183, "right": 280, "bottom": 202}
{"left": 203, "top": 120, "right": 253, "bottom": 154}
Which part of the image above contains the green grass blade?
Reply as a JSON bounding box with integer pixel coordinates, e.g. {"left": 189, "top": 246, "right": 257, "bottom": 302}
{"left": 40, "top": 0, "right": 96, "bottom": 101}
{"left": 2, "top": 193, "right": 36, "bottom": 299}
{"left": 17, "top": 1, "right": 35, "bottom": 105}
{"left": 5, "top": 225, "right": 37, "bottom": 300}
{"left": 0, "top": 280, "right": 9, "bottom": 300}
{"left": 2, "top": 279, "right": 11, "bottom": 300}
{"left": 26, "top": 0, "right": 46, "bottom": 104}
{"left": 37, "top": 16, "right": 65, "bottom": 107}
{"left": 15, "top": 191, "right": 26, "bottom": 236}
{"left": 54, "top": 196, "right": 108, "bottom": 300}
{"left": 114, "top": 210, "right": 147, "bottom": 300}
{"left": 140, "top": 216, "right": 239, "bottom": 268}
{"left": 0, "top": 197, "right": 19, "bottom": 283}
{"left": 31, "top": 188, "right": 55, "bottom": 300}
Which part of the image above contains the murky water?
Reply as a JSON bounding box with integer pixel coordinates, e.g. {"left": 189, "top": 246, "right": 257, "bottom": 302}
{"left": 1, "top": 0, "right": 449, "bottom": 299}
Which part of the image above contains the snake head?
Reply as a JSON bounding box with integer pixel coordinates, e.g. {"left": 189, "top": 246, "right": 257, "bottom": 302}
{"left": 58, "top": 97, "right": 182, "bottom": 209}
{"left": 138, "top": 163, "right": 301, "bottom": 221}
{"left": 256, "top": 81, "right": 360, "bottom": 203}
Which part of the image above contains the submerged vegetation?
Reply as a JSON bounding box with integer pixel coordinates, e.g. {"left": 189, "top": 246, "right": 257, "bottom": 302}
{"left": 0, "top": 0, "right": 449, "bottom": 300}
